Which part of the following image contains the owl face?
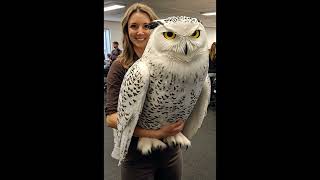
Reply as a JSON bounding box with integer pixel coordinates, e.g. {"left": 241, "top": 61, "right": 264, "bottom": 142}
{"left": 149, "top": 16, "right": 208, "bottom": 63}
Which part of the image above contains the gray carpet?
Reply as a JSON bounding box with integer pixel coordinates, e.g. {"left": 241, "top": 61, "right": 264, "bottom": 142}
{"left": 104, "top": 107, "right": 216, "bottom": 180}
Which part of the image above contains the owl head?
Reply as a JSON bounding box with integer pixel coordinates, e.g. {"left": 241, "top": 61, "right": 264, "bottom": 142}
{"left": 145, "top": 16, "right": 208, "bottom": 63}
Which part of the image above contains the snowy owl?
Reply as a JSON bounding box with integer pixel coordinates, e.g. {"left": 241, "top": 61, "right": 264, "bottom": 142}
{"left": 115, "top": 16, "right": 211, "bottom": 164}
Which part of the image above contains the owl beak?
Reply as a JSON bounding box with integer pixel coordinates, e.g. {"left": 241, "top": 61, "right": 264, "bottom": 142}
{"left": 184, "top": 44, "right": 188, "bottom": 55}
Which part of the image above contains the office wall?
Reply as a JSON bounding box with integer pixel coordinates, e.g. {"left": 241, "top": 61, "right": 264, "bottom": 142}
{"left": 206, "top": 27, "right": 216, "bottom": 49}
{"left": 104, "top": 20, "right": 216, "bottom": 50}
{"left": 104, "top": 21, "right": 123, "bottom": 50}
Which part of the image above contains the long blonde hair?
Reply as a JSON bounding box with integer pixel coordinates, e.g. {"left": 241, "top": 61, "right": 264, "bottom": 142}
{"left": 209, "top": 42, "right": 216, "bottom": 62}
{"left": 118, "top": 3, "right": 159, "bottom": 69}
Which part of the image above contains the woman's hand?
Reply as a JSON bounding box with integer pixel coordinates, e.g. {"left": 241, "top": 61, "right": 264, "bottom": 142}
{"left": 106, "top": 113, "right": 118, "bottom": 129}
{"left": 156, "top": 120, "right": 185, "bottom": 139}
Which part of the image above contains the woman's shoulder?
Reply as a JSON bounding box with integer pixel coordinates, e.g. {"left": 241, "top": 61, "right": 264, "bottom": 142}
{"left": 110, "top": 59, "right": 125, "bottom": 73}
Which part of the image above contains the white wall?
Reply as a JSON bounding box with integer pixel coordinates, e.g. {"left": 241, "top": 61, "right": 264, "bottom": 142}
{"left": 104, "top": 21, "right": 123, "bottom": 50}
{"left": 104, "top": 20, "right": 216, "bottom": 50}
{"left": 206, "top": 27, "right": 216, "bottom": 49}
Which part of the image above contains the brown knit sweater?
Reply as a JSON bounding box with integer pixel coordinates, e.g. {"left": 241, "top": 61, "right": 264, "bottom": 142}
{"left": 105, "top": 59, "right": 127, "bottom": 115}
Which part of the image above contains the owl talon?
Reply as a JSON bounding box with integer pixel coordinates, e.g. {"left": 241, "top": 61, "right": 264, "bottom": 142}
{"left": 164, "top": 132, "right": 191, "bottom": 149}
{"left": 138, "top": 137, "right": 167, "bottom": 155}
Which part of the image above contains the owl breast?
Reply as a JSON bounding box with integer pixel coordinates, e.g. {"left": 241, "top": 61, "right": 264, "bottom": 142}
{"left": 137, "top": 62, "right": 206, "bottom": 130}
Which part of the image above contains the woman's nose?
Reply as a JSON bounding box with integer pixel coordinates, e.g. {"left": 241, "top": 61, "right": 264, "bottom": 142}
{"left": 137, "top": 26, "right": 147, "bottom": 35}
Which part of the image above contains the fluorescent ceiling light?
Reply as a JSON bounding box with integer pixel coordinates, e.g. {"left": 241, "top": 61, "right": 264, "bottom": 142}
{"left": 104, "top": 5, "right": 125, "bottom": 12}
{"left": 201, "top": 12, "right": 216, "bottom": 16}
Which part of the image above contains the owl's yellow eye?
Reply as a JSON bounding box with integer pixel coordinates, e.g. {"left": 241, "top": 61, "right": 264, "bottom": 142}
{"left": 191, "top": 30, "right": 200, "bottom": 38}
{"left": 163, "top": 32, "right": 176, "bottom": 40}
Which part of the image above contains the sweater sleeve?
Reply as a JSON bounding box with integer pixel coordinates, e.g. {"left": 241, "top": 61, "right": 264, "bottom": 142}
{"left": 105, "top": 60, "right": 126, "bottom": 115}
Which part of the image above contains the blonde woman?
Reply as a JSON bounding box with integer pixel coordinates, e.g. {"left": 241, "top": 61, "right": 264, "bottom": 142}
{"left": 105, "top": 3, "right": 184, "bottom": 180}
{"left": 209, "top": 42, "right": 216, "bottom": 73}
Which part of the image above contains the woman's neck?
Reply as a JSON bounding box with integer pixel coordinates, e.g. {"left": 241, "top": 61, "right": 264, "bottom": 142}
{"left": 133, "top": 46, "right": 145, "bottom": 58}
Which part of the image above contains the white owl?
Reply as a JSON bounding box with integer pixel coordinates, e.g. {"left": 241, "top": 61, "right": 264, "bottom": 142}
{"left": 114, "top": 16, "right": 211, "bottom": 165}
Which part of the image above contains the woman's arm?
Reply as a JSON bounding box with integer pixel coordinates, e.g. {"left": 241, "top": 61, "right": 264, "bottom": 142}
{"left": 105, "top": 113, "right": 184, "bottom": 139}
{"left": 134, "top": 120, "right": 184, "bottom": 139}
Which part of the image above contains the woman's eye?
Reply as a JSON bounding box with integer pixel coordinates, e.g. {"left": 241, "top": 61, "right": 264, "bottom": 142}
{"left": 163, "top": 32, "right": 176, "bottom": 40}
{"left": 130, "top": 24, "right": 137, "bottom": 29}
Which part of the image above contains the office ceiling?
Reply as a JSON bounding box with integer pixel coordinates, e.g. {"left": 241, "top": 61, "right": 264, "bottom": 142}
{"left": 104, "top": 0, "right": 216, "bottom": 28}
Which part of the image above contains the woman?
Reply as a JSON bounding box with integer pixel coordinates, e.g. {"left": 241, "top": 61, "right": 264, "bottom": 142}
{"left": 105, "top": 3, "right": 184, "bottom": 180}
{"left": 209, "top": 42, "right": 216, "bottom": 73}
{"left": 208, "top": 42, "right": 216, "bottom": 107}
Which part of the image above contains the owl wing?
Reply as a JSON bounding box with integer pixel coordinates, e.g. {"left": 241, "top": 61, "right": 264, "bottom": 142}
{"left": 182, "top": 74, "right": 211, "bottom": 139}
{"left": 116, "top": 60, "right": 150, "bottom": 165}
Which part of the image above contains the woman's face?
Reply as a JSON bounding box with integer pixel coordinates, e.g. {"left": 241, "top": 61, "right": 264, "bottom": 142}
{"left": 127, "top": 12, "right": 151, "bottom": 50}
